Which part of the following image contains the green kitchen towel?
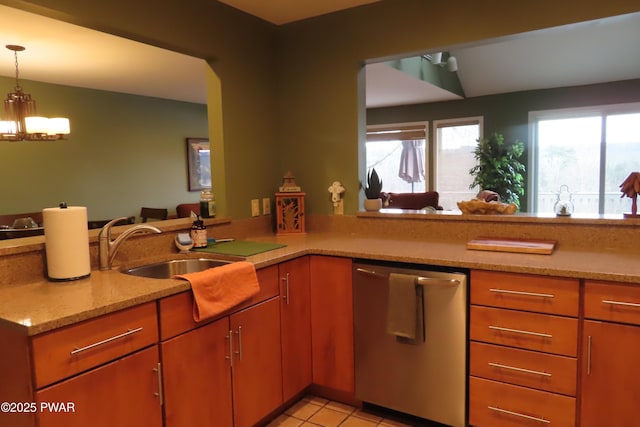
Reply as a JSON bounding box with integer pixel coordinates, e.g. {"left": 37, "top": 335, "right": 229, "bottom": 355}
{"left": 194, "top": 240, "right": 286, "bottom": 257}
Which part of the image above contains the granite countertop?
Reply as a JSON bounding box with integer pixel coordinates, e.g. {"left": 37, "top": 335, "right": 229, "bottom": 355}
{"left": 1, "top": 232, "right": 639, "bottom": 336}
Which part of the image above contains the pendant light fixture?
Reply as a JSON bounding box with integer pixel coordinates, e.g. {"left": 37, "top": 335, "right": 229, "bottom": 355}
{"left": 0, "top": 44, "right": 70, "bottom": 141}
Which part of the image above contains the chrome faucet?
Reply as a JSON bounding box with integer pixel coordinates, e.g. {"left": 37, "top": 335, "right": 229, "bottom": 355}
{"left": 99, "top": 217, "right": 162, "bottom": 270}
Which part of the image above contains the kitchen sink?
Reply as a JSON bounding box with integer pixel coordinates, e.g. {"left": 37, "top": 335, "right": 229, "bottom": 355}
{"left": 121, "top": 258, "right": 232, "bottom": 279}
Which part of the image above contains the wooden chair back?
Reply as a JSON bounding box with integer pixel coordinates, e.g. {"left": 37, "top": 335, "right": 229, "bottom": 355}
{"left": 140, "top": 207, "right": 168, "bottom": 222}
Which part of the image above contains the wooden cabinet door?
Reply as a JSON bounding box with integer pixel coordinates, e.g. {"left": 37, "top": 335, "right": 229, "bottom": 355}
{"left": 37, "top": 346, "right": 162, "bottom": 427}
{"left": 161, "top": 317, "right": 233, "bottom": 427}
{"left": 279, "top": 256, "right": 312, "bottom": 401}
{"left": 231, "top": 297, "right": 283, "bottom": 427}
{"left": 309, "top": 255, "right": 354, "bottom": 393}
{"left": 581, "top": 320, "right": 640, "bottom": 427}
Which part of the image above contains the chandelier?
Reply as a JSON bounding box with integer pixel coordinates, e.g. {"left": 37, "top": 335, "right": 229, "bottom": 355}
{"left": 0, "top": 45, "right": 70, "bottom": 141}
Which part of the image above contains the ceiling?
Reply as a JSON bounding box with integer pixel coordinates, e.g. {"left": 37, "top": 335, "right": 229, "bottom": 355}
{"left": 218, "top": 0, "right": 381, "bottom": 25}
{"left": 366, "top": 11, "right": 640, "bottom": 108}
{"left": 0, "top": 3, "right": 639, "bottom": 108}
{"left": 0, "top": 5, "right": 208, "bottom": 104}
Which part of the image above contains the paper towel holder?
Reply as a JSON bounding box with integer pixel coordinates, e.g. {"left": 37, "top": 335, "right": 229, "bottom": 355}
{"left": 44, "top": 203, "right": 91, "bottom": 282}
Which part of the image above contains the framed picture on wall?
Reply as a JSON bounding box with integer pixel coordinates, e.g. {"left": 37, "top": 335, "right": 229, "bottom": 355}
{"left": 186, "top": 137, "right": 211, "bottom": 191}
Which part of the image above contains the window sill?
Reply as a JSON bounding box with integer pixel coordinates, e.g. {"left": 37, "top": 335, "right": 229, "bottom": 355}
{"left": 356, "top": 208, "right": 640, "bottom": 227}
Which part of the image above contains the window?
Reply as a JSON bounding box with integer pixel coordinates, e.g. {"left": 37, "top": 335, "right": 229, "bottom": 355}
{"left": 530, "top": 104, "right": 640, "bottom": 215}
{"left": 366, "top": 119, "right": 482, "bottom": 210}
{"left": 433, "top": 118, "right": 482, "bottom": 210}
{"left": 366, "top": 123, "right": 427, "bottom": 193}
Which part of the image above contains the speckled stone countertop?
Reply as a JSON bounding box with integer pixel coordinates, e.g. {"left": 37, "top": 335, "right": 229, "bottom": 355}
{"left": 1, "top": 227, "right": 639, "bottom": 337}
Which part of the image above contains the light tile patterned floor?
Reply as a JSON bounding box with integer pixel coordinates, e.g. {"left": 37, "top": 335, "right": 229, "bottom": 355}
{"left": 267, "top": 395, "right": 413, "bottom": 427}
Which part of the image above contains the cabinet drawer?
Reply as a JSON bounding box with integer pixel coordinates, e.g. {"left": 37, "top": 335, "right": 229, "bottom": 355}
{"left": 470, "top": 341, "right": 576, "bottom": 396}
{"left": 471, "top": 270, "right": 579, "bottom": 316}
{"left": 469, "top": 377, "right": 575, "bottom": 427}
{"left": 584, "top": 280, "right": 640, "bottom": 325}
{"left": 32, "top": 302, "right": 158, "bottom": 388}
{"left": 159, "top": 265, "right": 279, "bottom": 340}
{"left": 470, "top": 306, "right": 578, "bottom": 356}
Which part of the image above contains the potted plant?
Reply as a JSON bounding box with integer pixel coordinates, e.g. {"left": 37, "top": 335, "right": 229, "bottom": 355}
{"left": 469, "top": 132, "right": 526, "bottom": 208}
{"left": 362, "top": 168, "right": 383, "bottom": 211}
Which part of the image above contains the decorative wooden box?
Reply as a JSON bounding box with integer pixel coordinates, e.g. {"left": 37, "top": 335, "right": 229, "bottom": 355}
{"left": 275, "top": 192, "right": 305, "bottom": 235}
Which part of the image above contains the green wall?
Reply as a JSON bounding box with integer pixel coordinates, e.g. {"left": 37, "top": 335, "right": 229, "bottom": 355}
{"left": 276, "top": 0, "right": 640, "bottom": 215}
{"left": 3, "top": 0, "right": 640, "bottom": 218}
{"left": 367, "top": 79, "right": 640, "bottom": 212}
{"left": 1, "top": 0, "right": 280, "bottom": 220}
{"left": 0, "top": 76, "right": 208, "bottom": 219}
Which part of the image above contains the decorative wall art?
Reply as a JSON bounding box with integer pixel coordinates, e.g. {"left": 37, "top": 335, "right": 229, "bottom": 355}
{"left": 186, "top": 137, "right": 211, "bottom": 191}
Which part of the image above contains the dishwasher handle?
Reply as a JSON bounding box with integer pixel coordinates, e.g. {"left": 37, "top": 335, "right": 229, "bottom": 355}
{"left": 355, "top": 267, "right": 461, "bottom": 287}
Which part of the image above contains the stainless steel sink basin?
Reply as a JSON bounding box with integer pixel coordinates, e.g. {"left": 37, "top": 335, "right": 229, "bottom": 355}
{"left": 121, "top": 258, "right": 232, "bottom": 279}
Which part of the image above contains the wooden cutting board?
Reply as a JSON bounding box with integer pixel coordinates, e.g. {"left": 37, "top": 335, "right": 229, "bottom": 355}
{"left": 467, "top": 237, "right": 557, "bottom": 255}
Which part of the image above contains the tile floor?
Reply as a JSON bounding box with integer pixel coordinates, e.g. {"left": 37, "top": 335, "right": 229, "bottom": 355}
{"left": 267, "top": 395, "right": 416, "bottom": 427}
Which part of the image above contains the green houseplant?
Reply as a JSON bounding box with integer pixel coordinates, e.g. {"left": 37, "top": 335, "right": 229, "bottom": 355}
{"left": 362, "top": 168, "right": 383, "bottom": 211}
{"left": 469, "top": 132, "right": 526, "bottom": 208}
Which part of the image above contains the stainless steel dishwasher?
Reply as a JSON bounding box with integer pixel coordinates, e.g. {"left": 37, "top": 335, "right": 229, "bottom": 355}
{"left": 353, "top": 261, "right": 468, "bottom": 427}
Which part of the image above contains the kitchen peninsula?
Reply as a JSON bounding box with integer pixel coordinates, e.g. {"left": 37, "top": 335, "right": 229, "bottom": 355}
{"left": 1, "top": 213, "right": 639, "bottom": 427}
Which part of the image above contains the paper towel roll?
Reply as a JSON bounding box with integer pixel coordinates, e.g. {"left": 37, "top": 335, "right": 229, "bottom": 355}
{"left": 43, "top": 205, "right": 91, "bottom": 281}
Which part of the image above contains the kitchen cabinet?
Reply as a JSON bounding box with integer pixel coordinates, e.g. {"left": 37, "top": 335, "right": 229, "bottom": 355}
{"left": 159, "top": 265, "right": 282, "bottom": 427}
{"left": 0, "top": 302, "right": 161, "bottom": 427}
{"left": 31, "top": 302, "right": 159, "bottom": 389}
{"left": 279, "top": 256, "right": 312, "bottom": 401}
{"left": 580, "top": 280, "right": 640, "bottom": 427}
{"left": 469, "top": 270, "right": 579, "bottom": 427}
{"left": 231, "top": 297, "right": 283, "bottom": 427}
{"left": 161, "top": 317, "right": 233, "bottom": 427}
{"left": 37, "top": 345, "right": 162, "bottom": 427}
{"left": 309, "top": 255, "right": 354, "bottom": 394}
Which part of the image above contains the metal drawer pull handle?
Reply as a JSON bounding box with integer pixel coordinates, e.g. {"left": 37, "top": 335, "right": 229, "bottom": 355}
{"left": 488, "top": 362, "right": 552, "bottom": 377}
{"left": 416, "top": 277, "right": 460, "bottom": 287}
{"left": 70, "top": 327, "right": 143, "bottom": 355}
{"left": 355, "top": 268, "right": 460, "bottom": 287}
{"left": 602, "top": 299, "right": 640, "bottom": 308}
{"left": 490, "top": 288, "right": 554, "bottom": 298}
{"left": 281, "top": 273, "right": 290, "bottom": 305}
{"left": 235, "top": 326, "right": 243, "bottom": 361}
{"left": 489, "top": 325, "right": 552, "bottom": 338}
{"left": 355, "top": 267, "right": 386, "bottom": 278}
{"left": 226, "top": 330, "right": 234, "bottom": 368}
{"left": 587, "top": 335, "right": 592, "bottom": 376}
{"left": 488, "top": 406, "right": 550, "bottom": 424}
{"left": 153, "top": 362, "right": 163, "bottom": 406}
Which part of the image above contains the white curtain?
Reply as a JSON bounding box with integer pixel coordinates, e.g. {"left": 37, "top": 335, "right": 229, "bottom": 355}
{"left": 398, "top": 140, "right": 425, "bottom": 183}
